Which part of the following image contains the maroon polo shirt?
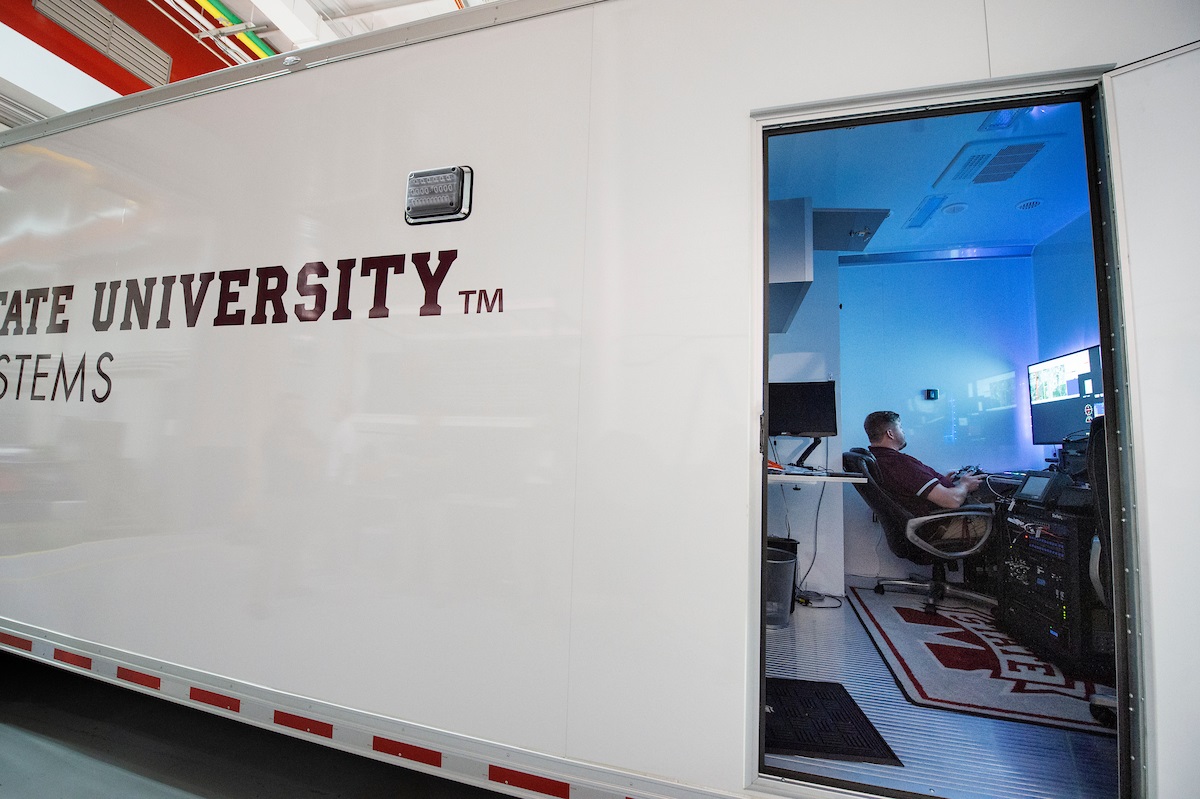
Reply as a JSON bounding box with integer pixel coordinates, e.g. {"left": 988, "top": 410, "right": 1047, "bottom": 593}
{"left": 868, "top": 445, "right": 955, "bottom": 517}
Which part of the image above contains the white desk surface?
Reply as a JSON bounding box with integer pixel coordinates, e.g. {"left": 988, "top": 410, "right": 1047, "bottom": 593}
{"left": 768, "top": 471, "right": 866, "bottom": 485}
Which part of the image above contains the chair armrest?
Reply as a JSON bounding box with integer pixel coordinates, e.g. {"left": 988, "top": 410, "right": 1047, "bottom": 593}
{"left": 912, "top": 504, "right": 994, "bottom": 520}
{"left": 905, "top": 506, "right": 996, "bottom": 560}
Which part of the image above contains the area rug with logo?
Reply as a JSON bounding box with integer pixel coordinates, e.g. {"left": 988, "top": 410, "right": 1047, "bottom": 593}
{"left": 846, "top": 585, "right": 1113, "bottom": 735}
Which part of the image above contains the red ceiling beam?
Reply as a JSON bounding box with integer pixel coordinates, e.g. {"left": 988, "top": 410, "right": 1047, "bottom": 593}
{"left": 0, "top": 0, "right": 232, "bottom": 96}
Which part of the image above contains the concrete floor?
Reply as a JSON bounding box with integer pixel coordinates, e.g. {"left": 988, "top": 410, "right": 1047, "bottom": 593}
{"left": 0, "top": 651, "right": 505, "bottom": 798}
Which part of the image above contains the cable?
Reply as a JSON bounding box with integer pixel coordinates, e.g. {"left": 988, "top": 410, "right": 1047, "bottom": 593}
{"left": 797, "top": 480, "right": 825, "bottom": 589}
{"left": 768, "top": 435, "right": 839, "bottom": 598}
{"left": 769, "top": 434, "right": 812, "bottom": 595}
{"left": 795, "top": 591, "right": 842, "bottom": 609}
{"left": 983, "top": 473, "right": 1017, "bottom": 498}
{"left": 796, "top": 439, "right": 830, "bottom": 590}
{"left": 768, "top": 437, "right": 793, "bottom": 540}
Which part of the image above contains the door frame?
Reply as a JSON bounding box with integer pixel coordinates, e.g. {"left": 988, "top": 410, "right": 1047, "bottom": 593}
{"left": 751, "top": 65, "right": 1141, "bottom": 798}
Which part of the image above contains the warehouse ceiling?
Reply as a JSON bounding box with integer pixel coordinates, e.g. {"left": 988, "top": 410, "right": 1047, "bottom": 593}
{"left": 0, "top": 0, "right": 489, "bottom": 129}
{"left": 0, "top": 0, "right": 1095, "bottom": 260}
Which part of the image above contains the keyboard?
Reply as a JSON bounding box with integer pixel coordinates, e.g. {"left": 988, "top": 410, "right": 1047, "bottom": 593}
{"left": 985, "top": 470, "right": 1028, "bottom": 484}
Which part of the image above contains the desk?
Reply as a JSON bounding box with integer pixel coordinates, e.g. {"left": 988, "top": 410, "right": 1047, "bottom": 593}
{"left": 768, "top": 472, "right": 866, "bottom": 486}
{"left": 765, "top": 472, "right": 864, "bottom": 597}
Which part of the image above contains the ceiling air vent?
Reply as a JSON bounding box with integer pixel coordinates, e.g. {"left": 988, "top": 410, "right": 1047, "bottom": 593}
{"left": 35, "top": 0, "right": 172, "bottom": 87}
{"left": 933, "top": 138, "right": 1049, "bottom": 189}
{"left": 973, "top": 143, "right": 1045, "bottom": 183}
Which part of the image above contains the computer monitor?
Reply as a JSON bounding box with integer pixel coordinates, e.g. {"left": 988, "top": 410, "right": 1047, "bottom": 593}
{"left": 768, "top": 380, "right": 837, "bottom": 437}
{"left": 1027, "top": 345, "right": 1103, "bottom": 445}
{"left": 768, "top": 381, "right": 837, "bottom": 467}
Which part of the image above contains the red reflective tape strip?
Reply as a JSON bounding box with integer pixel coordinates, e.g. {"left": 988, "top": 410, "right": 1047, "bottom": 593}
{"left": 488, "top": 766, "right": 569, "bottom": 799}
{"left": 117, "top": 667, "right": 161, "bottom": 690}
{"left": 0, "top": 632, "right": 33, "bottom": 651}
{"left": 53, "top": 649, "right": 92, "bottom": 670}
{"left": 372, "top": 736, "right": 443, "bottom": 767}
{"left": 274, "top": 710, "right": 333, "bottom": 738}
{"left": 190, "top": 687, "right": 241, "bottom": 712}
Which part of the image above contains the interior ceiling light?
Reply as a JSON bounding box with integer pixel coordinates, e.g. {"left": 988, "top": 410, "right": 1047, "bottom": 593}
{"left": 943, "top": 202, "right": 968, "bottom": 215}
{"left": 904, "top": 194, "right": 947, "bottom": 229}
{"left": 839, "top": 245, "right": 1036, "bottom": 266}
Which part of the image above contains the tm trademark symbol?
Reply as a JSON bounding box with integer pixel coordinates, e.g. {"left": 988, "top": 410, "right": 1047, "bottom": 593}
{"left": 458, "top": 289, "right": 503, "bottom": 314}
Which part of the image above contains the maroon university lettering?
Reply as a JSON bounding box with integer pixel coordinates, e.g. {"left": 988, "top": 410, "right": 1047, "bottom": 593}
{"left": 0, "top": 250, "right": 498, "bottom": 402}
{"left": 80, "top": 251, "right": 458, "bottom": 331}
{"left": 0, "top": 286, "right": 73, "bottom": 335}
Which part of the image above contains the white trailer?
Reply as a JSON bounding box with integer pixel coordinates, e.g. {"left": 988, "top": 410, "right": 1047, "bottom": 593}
{"left": 1, "top": 1, "right": 1198, "bottom": 797}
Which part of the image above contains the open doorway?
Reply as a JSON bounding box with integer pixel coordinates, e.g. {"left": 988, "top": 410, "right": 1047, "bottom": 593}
{"left": 760, "top": 94, "right": 1122, "bottom": 799}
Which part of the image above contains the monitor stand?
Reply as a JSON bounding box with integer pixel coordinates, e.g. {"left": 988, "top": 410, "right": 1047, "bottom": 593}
{"left": 791, "top": 436, "right": 823, "bottom": 470}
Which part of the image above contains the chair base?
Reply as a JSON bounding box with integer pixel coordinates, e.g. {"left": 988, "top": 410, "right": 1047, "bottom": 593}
{"left": 873, "top": 575, "right": 997, "bottom": 611}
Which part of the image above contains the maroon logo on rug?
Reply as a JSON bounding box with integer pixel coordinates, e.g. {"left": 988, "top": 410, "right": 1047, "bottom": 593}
{"left": 894, "top": 606, "right": 1096, "bottom": 700}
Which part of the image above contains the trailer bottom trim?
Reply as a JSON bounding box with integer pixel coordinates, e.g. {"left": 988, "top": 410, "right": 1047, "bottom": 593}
{"left": 0, "top": 618, "right": 766, "bottom": 799}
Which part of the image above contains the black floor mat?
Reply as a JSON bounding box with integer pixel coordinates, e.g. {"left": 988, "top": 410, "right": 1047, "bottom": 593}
{"left": 765, "top": 678, "right": 902, "bottom": 766}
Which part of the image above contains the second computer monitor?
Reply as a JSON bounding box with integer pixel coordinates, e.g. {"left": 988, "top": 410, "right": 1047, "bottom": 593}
{"left": 1027, "top": 345, "right": 1103, "bottom": 445}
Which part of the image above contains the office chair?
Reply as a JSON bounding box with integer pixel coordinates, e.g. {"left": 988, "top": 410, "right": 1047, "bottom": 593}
{"left": 843, "top": 447, "right": 996, "bottom": 610}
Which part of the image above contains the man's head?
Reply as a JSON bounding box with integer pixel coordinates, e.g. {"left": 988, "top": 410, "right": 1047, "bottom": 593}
{"left": 864, "top": 410, "right": 906, "bottom": 450}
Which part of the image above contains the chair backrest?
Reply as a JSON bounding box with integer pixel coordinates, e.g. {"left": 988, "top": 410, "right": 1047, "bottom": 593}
{"left": 842, "top": 448, "right": 932, "bottom": 565}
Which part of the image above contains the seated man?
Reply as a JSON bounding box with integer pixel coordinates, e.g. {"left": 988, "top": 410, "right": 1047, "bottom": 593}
{"left": 864, "top": 410, "right": 985, "bottom": 517}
